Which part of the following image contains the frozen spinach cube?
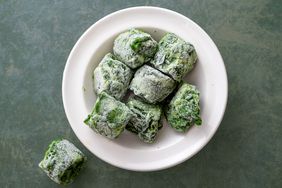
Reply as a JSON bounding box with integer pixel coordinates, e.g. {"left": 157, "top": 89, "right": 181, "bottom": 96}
{"left": 93, "top": 53, "right": 133, "bottom": 100}
{"left": 151, "top": 33, "right": 197, "bottom": 82}
{"left": 129, "top": 65, "right": 176, "bottom": 104}
{"left": 38, "top": 139, "right": 87, "bottom": 185}
{"left": 126, "top": 97, "right": 162, "bottom": 143}
{"left": 113, "top": 29, "right": 158, "bottom": 69}
{"left": 165, "top": 83, "right": 202, "bottom": 132}
{"left": 84, "top": 92, "right": 133, "bottom": 139}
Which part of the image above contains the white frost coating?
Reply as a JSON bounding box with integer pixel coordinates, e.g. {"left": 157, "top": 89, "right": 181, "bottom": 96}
{"left": 93, "top": 53, "right": 133, "bottom": 99}
{"left": 39, "top": 139, "right": 86, "bottom": 184}
{"left": 93, "top": 66, "right": 106, "bottom": 94}
{"left": 113, "top": 29, "right": 157, "bottom": 69}
{"left": 84, "top": 92, "right": 133, "bottom": 139}
{"left": 129, "top": 65, "right": 176, "bottom": 103}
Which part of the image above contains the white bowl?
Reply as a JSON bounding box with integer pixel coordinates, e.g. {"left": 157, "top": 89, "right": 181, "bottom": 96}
{"left": 62, "top": 6, "right": 228, "bottom": 171}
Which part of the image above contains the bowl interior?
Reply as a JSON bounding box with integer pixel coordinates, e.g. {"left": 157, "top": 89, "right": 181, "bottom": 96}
{"left": 63, "top": 7, "right": 227, "bottom": 171}
{"left": 82, "top": 27, "right": 207, "bottom": 150}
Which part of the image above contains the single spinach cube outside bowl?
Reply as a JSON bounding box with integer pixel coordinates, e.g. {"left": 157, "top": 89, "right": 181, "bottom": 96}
{"left": 38, "top": 139, "right": 87, "bottom": 185}
{"left": 113, "top": 28, "right": 158, "bottom": 69}
{"left": 126, "top": 96, "right": 162, "bottom": 143}
{"left": 129, "top": 65, "right": 176, "bottom": 104}
{"left": 165, "top": 82, "right": 202, "bottom": 132}
{"left": 93, "top": 53, "right": 133, "bottom": 100}
{"left": 84, "top": 91, "right": 133, "bottom": 139}
{"left": 151, "top": 33, "right": 197, "bottom": 82}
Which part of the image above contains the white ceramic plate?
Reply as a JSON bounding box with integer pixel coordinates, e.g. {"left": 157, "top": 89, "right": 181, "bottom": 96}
{"left": 62, "top": 6, "right": 228, "bottom": 171}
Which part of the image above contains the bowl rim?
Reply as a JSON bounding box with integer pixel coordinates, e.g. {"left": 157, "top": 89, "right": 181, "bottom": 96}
{"left": 62, "top": 6, "right": 228, "bottom": 171}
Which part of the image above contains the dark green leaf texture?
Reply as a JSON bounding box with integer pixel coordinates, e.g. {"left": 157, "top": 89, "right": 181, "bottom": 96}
{"left": 126, "top": 96, "right": 162, "bottom": 143}
{"left": 151, "top": 33, "right": 197, "bottom": 82}
{"left": 165, "top": 83, "right": 202, "bottom": 132}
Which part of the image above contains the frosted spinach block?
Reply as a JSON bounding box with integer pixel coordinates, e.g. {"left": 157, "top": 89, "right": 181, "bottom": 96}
{"left": 113, "top": 29, "right": 158, "bottom": 69}
{"left": 130, "top": 65, "right": 176, "bottom": 104}
{"left": 166, "top": 83, "right": 202, "bottom": 132}
{"left": 93, "top": 53, "right": 133, "bottom": 100}
{"left": 84, "top": 92, "right": 133, "bottom": 139}
{"left": 126, "top": 97, "right": 162, "bottom": 143}
{"left": 39, "top": 139, "right": 87, "bottom": 185}
{"left": 151, "top": 33, "right": 197, "bottom": 82}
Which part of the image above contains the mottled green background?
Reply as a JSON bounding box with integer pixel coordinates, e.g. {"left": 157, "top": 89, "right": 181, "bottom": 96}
{"left": 0, "top": 0, "right": 281, "bottom": 187}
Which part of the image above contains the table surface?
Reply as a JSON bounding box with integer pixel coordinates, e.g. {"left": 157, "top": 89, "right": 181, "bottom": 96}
{"left": 0, "top": 0, "right": 281, "bottom": 187}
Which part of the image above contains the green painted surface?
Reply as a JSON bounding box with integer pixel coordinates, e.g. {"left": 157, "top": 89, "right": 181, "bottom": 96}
{"left": 0, "top": 0, "right": 281, "bottom": 187}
